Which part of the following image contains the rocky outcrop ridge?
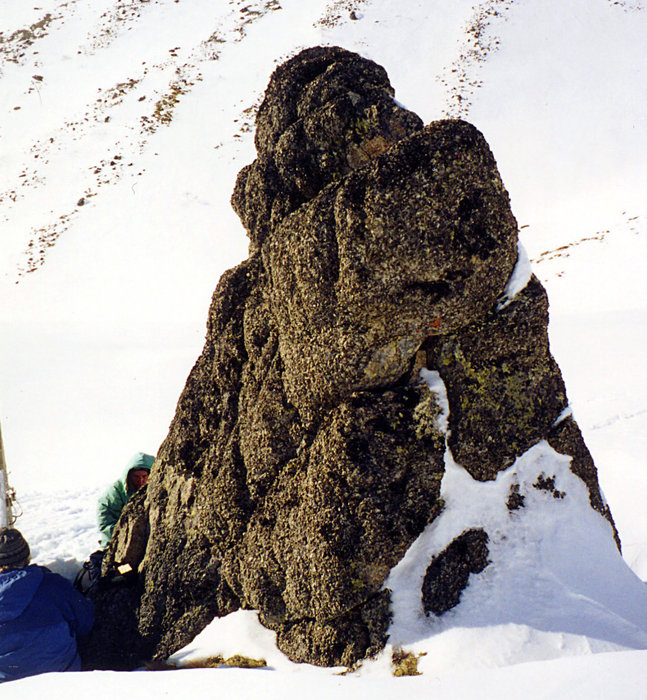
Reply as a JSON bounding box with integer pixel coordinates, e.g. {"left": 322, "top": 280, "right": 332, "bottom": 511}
{"left": 82, "top": 46, "right": 617, "bottom": 670}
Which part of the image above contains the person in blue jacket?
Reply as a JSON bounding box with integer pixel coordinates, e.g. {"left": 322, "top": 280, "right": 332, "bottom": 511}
{"left": 96, "top": 452, "right": 154, "bottom": 548}
{"left": 0, "top": 527, "right": 94, "bottom": 682}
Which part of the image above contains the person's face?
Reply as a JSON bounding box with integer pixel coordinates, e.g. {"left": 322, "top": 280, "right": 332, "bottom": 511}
{"left": 128, "top": 469, "right": 149, "bottom": 490}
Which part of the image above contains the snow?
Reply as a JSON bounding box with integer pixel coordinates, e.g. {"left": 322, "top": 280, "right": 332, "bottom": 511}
{"left": 497, "top": 240, "right": 532, "bottom": 309}
{"left": 420, "top": 368, "right": 450, "bottom": 433}
{"left": 7, "top": 651, "right": 647, "bottom": 700}
{"left": 1, "top": 0, "right": 647, "bottom": 695}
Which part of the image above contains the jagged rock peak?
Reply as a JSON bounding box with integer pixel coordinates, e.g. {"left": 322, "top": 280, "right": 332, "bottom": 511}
{"left": 234, "top": 47, "right": 520, "bottom": 423}
{"left": 232, "top": 46, "right": 424, "bottom": 249}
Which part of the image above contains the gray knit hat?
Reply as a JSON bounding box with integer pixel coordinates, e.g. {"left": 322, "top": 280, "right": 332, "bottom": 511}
{"left": 0, "top": 527, "right": 30, "bottom": 569}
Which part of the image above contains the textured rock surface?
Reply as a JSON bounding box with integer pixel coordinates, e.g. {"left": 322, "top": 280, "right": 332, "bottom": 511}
{"left": 82, "top": 46, "right": 617, "bottom": 670}
{"left": 422, "top": 528, "right": 490, "bottom": 616}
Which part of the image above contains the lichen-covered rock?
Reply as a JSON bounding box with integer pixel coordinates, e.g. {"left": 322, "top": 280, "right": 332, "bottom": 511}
{"left": 268, "top": 118, "right": 519, "bottom": 421}
{"left": 422, "top": 528, "right": 490, "bottom": 616}
{"left": 82, "top": 46, "right": 617, "bottom": 670}
{"left": 426, "top": 276, "right": 568, "bottom": 481}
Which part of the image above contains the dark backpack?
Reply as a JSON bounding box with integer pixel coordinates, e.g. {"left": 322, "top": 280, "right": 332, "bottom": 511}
{"left": 73, "top": 549, "right": 105, "bottom": 595}
{"left": 73, "top": 549, "right": 137, "bottom": 595}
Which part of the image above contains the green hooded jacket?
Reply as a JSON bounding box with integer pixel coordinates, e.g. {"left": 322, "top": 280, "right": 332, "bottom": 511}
{"left": 97, "top": 452, "right": 154, "bottom": 548}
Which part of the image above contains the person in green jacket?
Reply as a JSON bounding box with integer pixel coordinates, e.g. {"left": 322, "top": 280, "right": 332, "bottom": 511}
{"left": 97, "top": 452, "right": 154, "bottom": 548}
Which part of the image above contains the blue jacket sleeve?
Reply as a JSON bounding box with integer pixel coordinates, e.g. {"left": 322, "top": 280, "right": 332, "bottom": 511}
{"left": 41, "top": 571, "right": 95, "bottom": 638}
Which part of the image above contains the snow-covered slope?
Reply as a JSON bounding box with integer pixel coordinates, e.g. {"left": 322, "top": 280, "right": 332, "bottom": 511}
{"left": 1, "top": 0, "right": 646, "bottom": 695}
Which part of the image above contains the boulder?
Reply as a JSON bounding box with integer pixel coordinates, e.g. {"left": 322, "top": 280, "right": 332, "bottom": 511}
{"left": 82, "top": 46, "right": 617, "bottom": 670}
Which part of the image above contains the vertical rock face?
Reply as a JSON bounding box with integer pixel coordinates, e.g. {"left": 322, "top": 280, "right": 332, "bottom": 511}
{"left": 83, "top": 46, "right": 617, "bottom": 670}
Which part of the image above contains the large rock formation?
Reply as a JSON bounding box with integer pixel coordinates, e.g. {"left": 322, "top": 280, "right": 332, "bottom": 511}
{"left": 82, "top": 46, "right": 617, "bottom": 670}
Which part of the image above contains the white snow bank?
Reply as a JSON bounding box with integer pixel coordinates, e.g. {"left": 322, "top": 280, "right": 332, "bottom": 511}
{"left": 380, "top": 438, "right": 647, "bottom": 675}
{"left": 9, "top": 646, "right": 647, "bottom": 700}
